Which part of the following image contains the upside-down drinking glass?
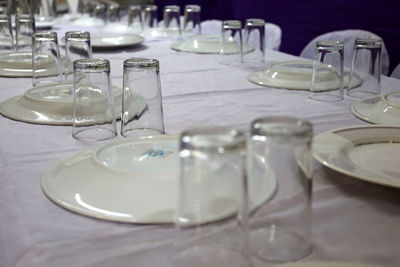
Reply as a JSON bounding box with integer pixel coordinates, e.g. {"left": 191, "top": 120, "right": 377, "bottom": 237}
{"left": 244, "top": 18, "right": 265, "bottom": 66}
{"left": 174, "top": 126, "right": 250, "bottom": 267}
{"left": 163, "top": 5, "right": 181, "bottom": 39}
{"left": 73, "top": 58, "right": 117, "bottom": 141}
{"left": 64, "top": 31, "right": 92, "bottom": 83}
{"left": 347, "top": 38, "right": 382, "bottom": 98}
{"left": 183, "top": 5, "right": 201, "bottom": 37}
{"left": 15, "top": 13, "right": 35, "bottom": 52}
{"left": 220, "top": 20, "right": 243, "bottom": 66}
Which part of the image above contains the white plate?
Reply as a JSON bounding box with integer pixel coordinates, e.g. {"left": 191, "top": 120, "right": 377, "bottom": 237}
{"left": 41, "top": 135, "right": 276, "bottom": 223}
{"left": 0, "top": 52, "right": 64, "bottom": 78}
{"left": 171, "top": 34, "right": 253, "bottom": 54}
{"left": 248, "top": 61, "right": 361, "bottom": 90}
{"left": 90, "top": 33, "right": 144, "bottom": 49}
{"left": 313, "top": 125, "right": 400, "bottom": 189}
{"left": 36, "top": 20, "right": 54, "bottom": 29}
{"left": 0, "top": 83, "right": 143, "bottom": 125}
{"left": 273, "top": 262, "right": 380, "bottom": 267}
{"left": 351, "top": 91, "right": 400, "bottom": 125}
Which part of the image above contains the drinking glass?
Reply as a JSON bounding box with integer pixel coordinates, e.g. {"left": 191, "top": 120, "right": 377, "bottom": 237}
{"left": 121, "top": 58, "right": 165, "bottom": 137}
{"left": 106, "top": 2, "right": 120, "bottom": 23}
{"left": 128, "top": 5, "right": 143, "bottom": 34}
{"left": 92, "top": 2, "right": 106, "bottom": 21}
{"left": 15, "top": 13, "right": 35, "bottom": 52}
{"left": 32, "top": 31, "right": 63, "bottom": 87}
{"left": 347, "top": 38, "right": 382, "bottom": 98}
{"left": 0, "top": 14, "right": 13, "bottom": 50}
{"left": 143, "top": 5, "right": 158, "bottom": 28}
{"left": 163, "top": 5, "right": 181, "bottom": 39}
{"left": 73, "top": 58, "right": 117, "bottom": 141}
{"left": 183, "top": 5, "right": 201, "bottom": 37}
{"left": 309, "top": 41, "right": 344, "bottom": 102}
{"left": 174, "top": 126, "right": 250, "bottom": 267}
{"left": 248, "top": 116, "right": 313, "bottom": 262}
{"left": 64, "top": 31, "right": 92, "bottom": 83}
{"left": 220, "top": 20, "right": 243, "bottom": 66}
{"left": 244, "top": 18, "right": 265, "bottom": 66}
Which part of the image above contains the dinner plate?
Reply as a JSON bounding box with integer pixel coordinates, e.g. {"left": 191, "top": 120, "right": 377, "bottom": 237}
{"left": 41, "top": 135, "right": 277, "bottom": 223}
{"left": 272, "top": 262, "right": 380, "bottom": 267}
{"left": 351, "top": 91, "right": 400, "bottom": 125}
{"left": 313, "top": 125, "right": 400, "bottom": 189}
{"left": 248, "top": 61, "right": 361, "bottom": 90}
{"left": 90, "top": 33, "right": 144, "bottom": 49}
{"left": 171, "top": 35, "right": 253, "bottom": 54}
{"left": 0, "top": 83, "right": 143, "bottom": 125}
{"left": 0, "top": 51, "right": 64, "bottom": 78}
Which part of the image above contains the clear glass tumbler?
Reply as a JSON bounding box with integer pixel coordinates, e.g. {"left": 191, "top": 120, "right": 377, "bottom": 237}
{"left": 73, "top": 58, "right": 117, "bottom": 141}
{"left": 121, "top": 58, "right": 165, "bottom": 137}
{"left": 64, "top": 31, "right": 92, "bottom": 83}
{"left": 128, "top": 5, "right": 143, "bottom": 34}
{"left": 220, "top": 20, "right": 243, "bottom": 66}
{"left": 248, "top": 116, "right": 313, "bottom": 263}
{"left": 0, "top": 14, "right": 14, "bottom": 50}
{"left": 143, "top": 5, "right": 158, "bottom": 28}
{"left": 163, "top": 5, "right": 181, "bottom": 39}
{"left": 106, "top": 3, "right": 120, "bottom": 23}
{"left": 15, "top": 14, "right": 36, "bottom": 52}
{"left": 174, "top": 126, "right": 250, "bottom": 267}
{"left": 309, "top": 41, "right": 344, "bottom": 102}
{"left": 32, "top": 31, "right": 63, "bottom": 87}
{"left": 347, "top": 38, "right": 382, "bottom": 98}
{"left": 244, "top": 18, "right": 265, "bottom": 66}
{"left": 183, "top": 5, "right": 201, "bottom": 37}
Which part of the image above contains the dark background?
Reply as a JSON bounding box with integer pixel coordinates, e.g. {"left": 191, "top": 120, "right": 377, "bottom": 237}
{"left": 154, "top": 0, "right": 400, "bottom": 75}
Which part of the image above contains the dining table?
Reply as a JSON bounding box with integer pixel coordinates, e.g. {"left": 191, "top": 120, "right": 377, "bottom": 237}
{"left": 0, "top": 20, "right": 399, "bottom": 267}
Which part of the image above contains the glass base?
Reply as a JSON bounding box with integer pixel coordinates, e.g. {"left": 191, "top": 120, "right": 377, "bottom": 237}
{"left": 175, "top": 246, "right": 250, "bottom": 267}
{"left": 250, "top": 227, "right": 312, "bottom": 262}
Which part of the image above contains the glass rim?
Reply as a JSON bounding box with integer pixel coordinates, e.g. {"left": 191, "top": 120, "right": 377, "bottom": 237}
{"left": 164, "top": 5, "right": 180, "bottom": 12}
{"left": 74, "top": 58, "right": 110, "bottom": 71}
{"left": 223, "top": 20, "right": 242, "bottom": 29}
{"left": 129, "top": 5, "right": 142, "bottom": 11}
{"left": 124, "top": 58, "right": 159, "bottom": 69}
{"left": 144, "top": 5, "right": 157, "bottom": 11}
{"left": 316, "top": 40, "right": 344, "bottom": 50}
{"left": 33, "top": 31, "right": 58, "bottom": 40}
{"left": 180, "top": 126, "right": 246, "bottom": 153}
{"left": 251, "top": 116, "right": 313, "bottom": 140}
{"left": 16, "top": 14, "right": 34, "bottom": 19}
{"left": 0, "top": 14, "right": 10, "bottom": 19}
{"left": 245, "top": 18, "right": 265, "bottom": 27}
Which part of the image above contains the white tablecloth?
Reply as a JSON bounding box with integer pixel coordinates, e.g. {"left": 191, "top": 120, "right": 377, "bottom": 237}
{"left": 0, "top": 30, "right": 400, "bottom": 267}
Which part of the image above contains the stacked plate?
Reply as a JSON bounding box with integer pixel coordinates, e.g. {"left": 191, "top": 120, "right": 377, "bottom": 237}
{"left": 171, "top": 34, "right": 253, "bottom": 54}
{"left": 351, "top": 91, "right": 400, "bottom": 125}
{"left": 41, "top": 135, "right": 277, "bottom": 223}
{"left": 248, "top": 61, "right": 361, "bottom": 90}
{"left": 0, "top": 82, "right": 137, "bottom": 125}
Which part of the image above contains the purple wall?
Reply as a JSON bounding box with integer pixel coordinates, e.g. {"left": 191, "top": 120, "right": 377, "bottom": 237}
{"left": 155, "top": 0, "right": 400, "bottom": 74}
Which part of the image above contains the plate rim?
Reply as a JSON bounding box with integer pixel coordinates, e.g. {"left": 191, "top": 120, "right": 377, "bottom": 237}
{"left": 313, "top": 125, "right": 400, "bottom": 189}
{"left": 90, "top": 33, "right": 145, "bottom": 48}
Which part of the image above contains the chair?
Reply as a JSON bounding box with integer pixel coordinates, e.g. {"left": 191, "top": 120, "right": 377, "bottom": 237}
{"left": 390, "top": 62, "right": 400, "bottom": 79}
{"left": 200, "top": 19, "right": 282, "bottom": 51}
{"left": 299, "top": 29, "right": 390, "bottom": 75}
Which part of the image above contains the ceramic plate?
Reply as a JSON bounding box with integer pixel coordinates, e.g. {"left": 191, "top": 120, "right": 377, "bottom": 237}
{"left": 90, "top": 33, "right": 144, "bottom": 49}
{"left": 0, "top": 83, "right": 141, "bottom": 125}
{"left": 313, "top": 125, "right": 400, "bottom": 188}
{"left": 0, "top": 51, "right": 65, "bottom": 78}
{"left": 248, "top": 61, "right": 361, "bottom": 90}
{"left": 41, "top": 135, "right": 277, "bottom": 223}
{"left": 351, "top": 91, "right": 400, "bottom": 125}
{"left": 171, "top": 34, "right": 253, "bottom": 54}
{"left": 273, "top": 262, "right": 380, "bottom": 267}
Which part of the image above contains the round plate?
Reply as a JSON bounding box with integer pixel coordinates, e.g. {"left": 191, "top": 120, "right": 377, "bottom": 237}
{"left": 313, "top": 125, "right": 400, "bottom": 189}
{"left": 351, "top": 92, "right": 400, "bottom": 125}
{"left": 248, "top": 61, "right": 361, "bottom": 90}
{"left": 41, "top": 135, "right": 276, "bottom": 223}
{"left": 0, "top": 51, "right": 65, "bottom": 78}
{"left": 171, "top": 34, "right": 253, "bottom": 54}
{"left": 90, "top": 33, "right": 144, "bottom": 49}
{"left": 0, "top": 83, "right": 136, "bottom": 125}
